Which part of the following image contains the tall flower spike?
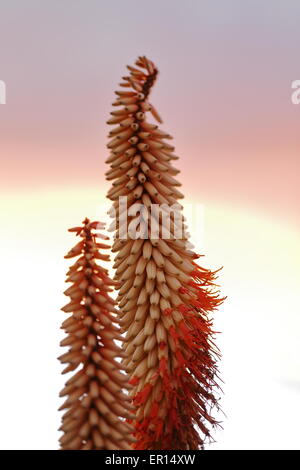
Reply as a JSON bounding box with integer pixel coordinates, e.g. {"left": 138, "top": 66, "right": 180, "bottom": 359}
{"left": 58, "top": 218, "right": 135, "bottom": 450}
{"left": 106, "top": 56, "right": 225, "bottom": 450}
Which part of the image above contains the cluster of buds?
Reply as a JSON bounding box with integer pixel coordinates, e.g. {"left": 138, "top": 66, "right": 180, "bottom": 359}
{"left": 58, "top": 218, "right": 134, "bottom": 450}
{"left": 105, "top": 57, "right": 224, "bottom": 449}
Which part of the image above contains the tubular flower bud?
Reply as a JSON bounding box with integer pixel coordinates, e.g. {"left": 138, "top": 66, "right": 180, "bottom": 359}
{"left": 105, "top": 56, "right": 225, "bottom": 450}
{"left": 59, "top": 218, "right": 134, "bottom": 450}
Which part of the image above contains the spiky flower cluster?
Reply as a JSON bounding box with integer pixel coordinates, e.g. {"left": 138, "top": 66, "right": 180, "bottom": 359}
{"left": 105, "top": 56, "right": 224, "bottom": 449}
{"left": 59, "top": 218, "right": 134, "bottom": 450}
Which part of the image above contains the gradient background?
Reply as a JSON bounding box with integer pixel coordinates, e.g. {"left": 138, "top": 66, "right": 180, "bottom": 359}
{"left": 0, "top": 0, "right": 299, "bottom": 449}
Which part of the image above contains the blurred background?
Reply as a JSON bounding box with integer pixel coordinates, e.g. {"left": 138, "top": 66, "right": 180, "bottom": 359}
{"left": 0, "top": 0, "right": 299, "bottom": 449}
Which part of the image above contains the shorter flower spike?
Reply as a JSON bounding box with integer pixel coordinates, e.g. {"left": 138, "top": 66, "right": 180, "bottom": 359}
{"left": 58, "top": 218, "right": 135, "bottom": 450}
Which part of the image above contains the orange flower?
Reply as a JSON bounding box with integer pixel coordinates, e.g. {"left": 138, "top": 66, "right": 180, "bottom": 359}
{"left": 58, "top": 218, "right": 134, "bottom": 450}
{"left": 106, "top": 57, "right": 225, "bottom": 450}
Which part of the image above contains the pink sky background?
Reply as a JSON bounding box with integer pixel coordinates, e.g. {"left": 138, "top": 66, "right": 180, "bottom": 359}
{"left": 1, "top": 0, "right": 299, "bottom": 226}
{"left": 0, "top": 1, "right": 299, "bottom": 449}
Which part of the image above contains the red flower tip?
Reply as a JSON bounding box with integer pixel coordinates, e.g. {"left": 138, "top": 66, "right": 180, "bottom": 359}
{"left": 178, "top": 304, "right": 190, "bottom": 314}
{"left": 190, "top": 269, "right": 200, "bottom": 277}
{"left": 178, "top": 320, "right": 190, "bottom": 336}
{"left": 170, "top": 407, "right": 179, "bottom": 427}
{"left": 163, "top": 308, "right": 173, "bottom": 316}
{"left": 178, "top": 287, "right": 189, "bottom": 294}
{"left": 176, "top": 349, "right": 186, "bottom": 367}
{"left": 129, "top": 375, "right": 140, "bottom": 385}
{"left": 155, "top": 419, "right": 164, "bottom": 439}
{"left": 191, "top": 299, "right": 202, "bottom": 309}
{"left": 159, "top": 357, "right": 167, "bottom": 375}
{"left": 169, "top": 325, "right": 179, "bottom": 342}
{"left": 134, "top": 383, "right": 152, "bottom": 406}
{"left": 150, "top": 401, "right": 159, "bottom": 418}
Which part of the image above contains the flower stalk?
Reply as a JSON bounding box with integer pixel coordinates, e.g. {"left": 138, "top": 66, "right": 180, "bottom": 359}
{"left": 105, "top": 57, "right": 225, "bottom": 450}
{"left": 58, "top": 218, "right": 134, "bottom": 450}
